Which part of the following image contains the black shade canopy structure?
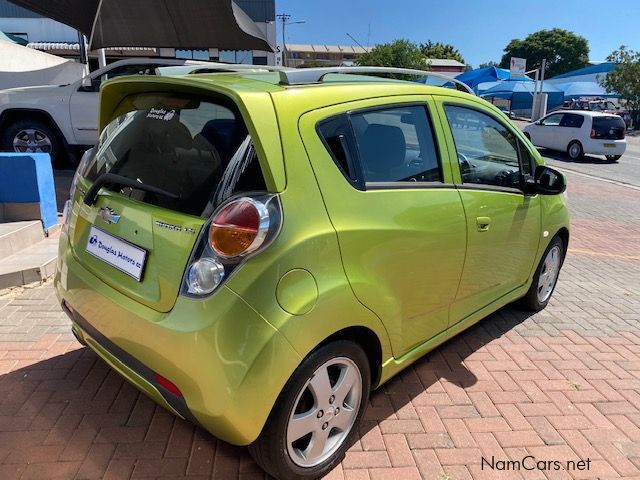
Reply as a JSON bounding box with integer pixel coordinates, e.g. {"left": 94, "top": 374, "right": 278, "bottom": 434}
{"left": 7, "top": 0, "right": 274, "bottom": 52}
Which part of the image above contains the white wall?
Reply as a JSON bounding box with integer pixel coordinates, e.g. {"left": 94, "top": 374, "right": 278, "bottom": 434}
{"left": 0, "top": 17, "right": 77, "bottom": 43}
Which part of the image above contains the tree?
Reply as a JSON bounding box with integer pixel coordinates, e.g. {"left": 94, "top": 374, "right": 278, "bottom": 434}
{"left": 420, "top": 41, "right": 465, "bottom": 64}
{"left": 479, "top": 61, "right": 499, "bottom": 69}
{"left": 600, "top": 46, "right": 640, "bottom": 126}
{"left": 499, "top": 28, "right": 589, "bottom": 78}
{"left": 356, "top": 39, "right": 429, "bottom": 73}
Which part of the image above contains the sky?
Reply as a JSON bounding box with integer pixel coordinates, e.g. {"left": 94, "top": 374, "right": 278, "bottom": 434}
{"left": 275, "top": 0, "right": 640, "bottom": 68}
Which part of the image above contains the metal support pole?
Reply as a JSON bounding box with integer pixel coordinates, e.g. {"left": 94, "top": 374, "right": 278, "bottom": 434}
{"left": 77, "top": 31, "right": 90, "bottom": 75}
{"left": 97, "top": 48, "right": 107, "bottom": 68}
{"left": 538, "top": 58, "right": 547, "bottom": 118}
{"left": 532, "top": 69, "right": 539, "bottom": 121}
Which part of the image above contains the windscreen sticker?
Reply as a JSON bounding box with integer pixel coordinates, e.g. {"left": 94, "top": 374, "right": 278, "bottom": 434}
{"left": 146, "top": 108, "right": 176, "bottom": 121}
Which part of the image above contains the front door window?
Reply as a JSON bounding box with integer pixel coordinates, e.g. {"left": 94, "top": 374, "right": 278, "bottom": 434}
{"left": 444, "top": 105, "right": 521, "bottom": 189}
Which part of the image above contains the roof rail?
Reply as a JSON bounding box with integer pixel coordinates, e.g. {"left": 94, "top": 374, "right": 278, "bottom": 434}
{"left": 277, "top": 67, "right": 473, "bottom": 94}
{"left": 156, "top": 62, "right": 292, "bottom": 76}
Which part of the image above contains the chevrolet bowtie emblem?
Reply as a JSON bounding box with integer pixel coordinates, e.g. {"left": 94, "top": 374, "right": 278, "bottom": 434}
{"left": 98, "top": 207, "right": 121, "bottom": 224}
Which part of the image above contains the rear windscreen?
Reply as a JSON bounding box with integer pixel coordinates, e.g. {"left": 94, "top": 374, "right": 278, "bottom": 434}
{"left": 84, "top": 93, "right": 266, "bottom": 217}
{"left": 592, "top": 116, "right": 626, "bottom": 140}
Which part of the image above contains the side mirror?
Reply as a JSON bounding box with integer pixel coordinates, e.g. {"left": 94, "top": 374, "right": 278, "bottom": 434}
{"left": 534, "top": 165, "right": 566, "bottom": 195}
{"left": 536, "top": 120, "right": 544, "bottom": 125}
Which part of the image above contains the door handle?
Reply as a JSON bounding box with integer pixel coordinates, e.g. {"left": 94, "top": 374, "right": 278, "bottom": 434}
{"left": 476, "top": 216, "right": 491, "bottom": 232}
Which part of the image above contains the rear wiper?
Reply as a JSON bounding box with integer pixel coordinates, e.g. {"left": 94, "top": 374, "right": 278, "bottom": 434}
{"left": 84, "top": 173, "right": 180, "bottom": 206}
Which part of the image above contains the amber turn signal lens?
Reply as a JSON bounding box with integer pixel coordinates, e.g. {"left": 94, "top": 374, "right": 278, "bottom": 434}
{"left": 209, "top": 199, "right": 262, "bottom": 257}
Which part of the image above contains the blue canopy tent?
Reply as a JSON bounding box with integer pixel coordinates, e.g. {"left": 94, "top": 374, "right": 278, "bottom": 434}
{"left": 554, "top": 81, "right": 619, "bottom": 100}
{"left": 546, "top": 62, "right": 615, "bottom": 84}
{"left": 455, "top": 66, "right": 532, "bottom": 93}
{"left": 480, "top": 80, "right": 564, "bottom": 112}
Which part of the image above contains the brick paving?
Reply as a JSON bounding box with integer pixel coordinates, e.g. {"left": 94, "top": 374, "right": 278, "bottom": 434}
{"left": 0, "top": 171, "right": 639, "bottom": 479}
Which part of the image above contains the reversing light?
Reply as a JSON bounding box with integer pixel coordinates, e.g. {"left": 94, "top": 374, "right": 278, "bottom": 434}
{"left": 186, "top": 258, "right": 225, "bottom": 295}
{"left": 209, "top": 198, "right": 269, "bottom": 258}
{"left": 180, "top": 194, "right": 281, "bottom": 298}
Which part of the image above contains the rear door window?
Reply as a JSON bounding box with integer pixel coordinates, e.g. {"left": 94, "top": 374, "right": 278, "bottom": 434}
{"left": 560, "top": 113, "right": 584, "bottom": 128}
{"left": 350, "top": 105, "right": 441, "bottom": 184}
{"left": 84, "top": 93, "right": 265, "bottom": 216}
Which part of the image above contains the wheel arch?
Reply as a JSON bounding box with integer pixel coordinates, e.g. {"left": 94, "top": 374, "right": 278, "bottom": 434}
{"left": 0, "top": 108, "right": 69, "bottom": 147}
{"left": 313, "top": 326, "right": 383, "bottom": 388}
{"left": 567, "top": 139, "right": 583, "bottom": 153}
{"left": 555, "top": 227, "right": 570, "bottom": 258}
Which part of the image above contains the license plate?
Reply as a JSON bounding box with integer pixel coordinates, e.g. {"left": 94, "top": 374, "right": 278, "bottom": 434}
{"left": 85, "top": 226, "right": 147, "bottom": 281}
{"left": 603, "top": 143, "right": 616, "bottom": 148}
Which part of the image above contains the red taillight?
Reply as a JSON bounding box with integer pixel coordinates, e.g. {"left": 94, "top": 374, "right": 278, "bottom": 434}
{"left": 590, "top": 129, "right": 596, "bottom": 138}
{"left": 155, "top": 374, "right": 182, "bottom": 397}
{"left": 209, "top": 198, "right": 268, "bottom": 258}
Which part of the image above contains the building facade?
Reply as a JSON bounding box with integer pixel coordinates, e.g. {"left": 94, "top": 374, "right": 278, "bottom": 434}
{"left": 281, "top": 44, "right": 468, "bottom": 76}
{"left": 282, "top": 44, "right": 370, "bottom": 68}
{"left": 0, "top": 0, "right": 276, "bottom": 66}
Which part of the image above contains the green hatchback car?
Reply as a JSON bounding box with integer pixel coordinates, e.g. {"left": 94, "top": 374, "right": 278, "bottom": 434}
{"left": 55, "top": 67, "right": 569, "bottom": 479}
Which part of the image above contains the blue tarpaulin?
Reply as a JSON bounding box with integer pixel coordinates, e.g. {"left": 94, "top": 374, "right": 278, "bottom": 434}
{"left": 554, "top": 81, "right": 619, "bottom": 100}
{"left": 480, "top": 80, "right": 564, "bottom": 111}
{"left": 455, "top": 66, "right": 532, "bottom": 92}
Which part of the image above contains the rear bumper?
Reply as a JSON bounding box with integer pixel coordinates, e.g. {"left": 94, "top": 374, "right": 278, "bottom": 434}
{"left": 62, "top": 301, "right": 201, "bottom": 426}
{"left": 583, "top": 139, "right": 626, "bottom": 156}
{"left": 54, "top": 232, "right": 301, "bottom": 445}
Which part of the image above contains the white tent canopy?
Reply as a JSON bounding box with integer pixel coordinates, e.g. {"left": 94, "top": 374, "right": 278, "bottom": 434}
{"left": 0, "top": 39, "right": 85, "bottom": 90}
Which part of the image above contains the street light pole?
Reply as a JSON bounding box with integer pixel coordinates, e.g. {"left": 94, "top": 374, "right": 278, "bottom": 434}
{"left": 277, "top": 13, "right": 290, "bottom": 67}
{"left": 276, "top": 13, "right": 305, "bottom": 68}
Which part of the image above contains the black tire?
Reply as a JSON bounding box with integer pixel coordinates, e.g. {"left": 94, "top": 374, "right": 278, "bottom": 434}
{"left": 249, "top": 340, "right": 371, "bottom": 480}
{"left": 0, "top": 118, "right": 65, "bottom": 167}
{"left": 567, "top": 141, "right": 583, "bottom": 160}
{"left": 520, "top": 235, "right": 565, "bottom": 311}
{"left": 605, "top": 155, "right": 622, "bottom": 162}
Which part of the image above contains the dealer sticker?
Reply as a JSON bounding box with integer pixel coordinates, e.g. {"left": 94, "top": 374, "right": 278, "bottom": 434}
{"left": 85, "top": 226, "right": 147, "bottom": 281}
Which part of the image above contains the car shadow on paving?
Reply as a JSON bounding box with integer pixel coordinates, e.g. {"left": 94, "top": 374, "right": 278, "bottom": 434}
{"left": 0, "top": 306, "right": 536, "bottom": 479}
{"left": 537, "top": 149, "right": 618, "bottom": 165}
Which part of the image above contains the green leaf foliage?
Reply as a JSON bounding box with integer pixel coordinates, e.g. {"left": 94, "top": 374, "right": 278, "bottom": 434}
{"left": 420, "top": 41, "right": 465, "bottom": 64}
{"left": 499, "top": 28, "right": 589, "bottom": 78}
{"left": 356, "top": 39, "right": 429, "bottom": 76}
{"left": 600, "top": 46, "right": 640, "bottom": 123}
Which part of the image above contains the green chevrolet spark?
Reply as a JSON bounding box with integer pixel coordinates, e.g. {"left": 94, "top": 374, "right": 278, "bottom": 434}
{"left": 55, "top": 67, "right": 569, "bottom": 479}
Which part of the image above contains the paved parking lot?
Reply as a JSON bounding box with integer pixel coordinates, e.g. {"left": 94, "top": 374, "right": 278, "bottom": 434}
{"left": 1, "top": 167, "right": 639, "bottom": 479}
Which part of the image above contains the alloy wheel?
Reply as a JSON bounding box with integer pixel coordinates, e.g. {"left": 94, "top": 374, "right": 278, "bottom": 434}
{"left": 13, "top": 128, "right": 52, "bottom": 153}
{"left": 286, "top": 357, "right": 362, "bottom": 468}
{"left": 537, "top": 245, "right": 561, "bottom": 303}
{"left": 568, "top": 143, "right": 581, "bottom": 159}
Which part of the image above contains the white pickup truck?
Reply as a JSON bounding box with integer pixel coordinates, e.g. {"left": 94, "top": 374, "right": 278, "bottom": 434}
{"left": 0, "top": 58, "right": 210, "bottom": 165}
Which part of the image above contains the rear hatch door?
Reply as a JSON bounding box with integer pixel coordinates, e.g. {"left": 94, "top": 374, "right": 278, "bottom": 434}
{"left": 69, "top": 91, "right": 263, "bottom": 312}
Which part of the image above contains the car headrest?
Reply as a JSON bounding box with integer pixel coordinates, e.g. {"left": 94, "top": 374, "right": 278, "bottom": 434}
{"left": 142, "top": 114, "right": 193, "bottom": 152}
{"left": 360, "top": 124, "right": 406, "bottom": 178}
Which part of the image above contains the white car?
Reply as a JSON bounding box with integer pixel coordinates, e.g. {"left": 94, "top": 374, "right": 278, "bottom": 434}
{"left": 523, "top": 110, "right": 626, "bottom": 162}
{"left": 0, "top": 58, "right": 213, "bottom": 165}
